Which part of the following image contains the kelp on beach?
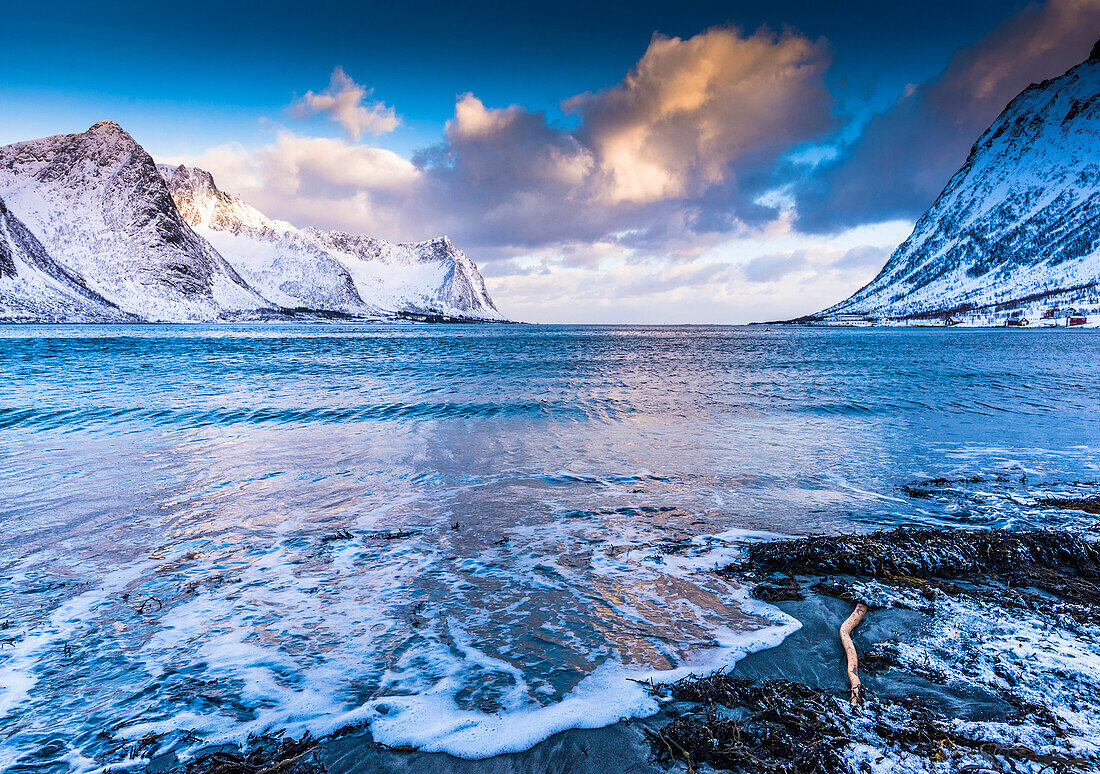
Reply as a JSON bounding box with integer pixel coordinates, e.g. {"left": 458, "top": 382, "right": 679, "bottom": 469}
{"left": 650, "top": 522, "right": 1100, "bottom": 773}
{"left": 648, "top": 672, "right": 1089, "bottom": 774}
{"left": 731, "top": 526, "right": 1100, "bottom": 606}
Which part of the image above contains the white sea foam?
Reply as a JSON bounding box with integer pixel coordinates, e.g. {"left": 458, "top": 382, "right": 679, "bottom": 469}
{"left": 84, "top": 528, "right": 799, "bottom": 765}
{"left": 0, "top": 562, "right": 150, "bottom": 720}
{"left": 360, "top": 533, "right": 800, "bottom": 758}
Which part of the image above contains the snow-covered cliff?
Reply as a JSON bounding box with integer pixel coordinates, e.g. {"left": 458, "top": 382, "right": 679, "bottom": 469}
{"left": 818, "top": 43, "right": 1100, "bottom": 322}
{"left": 161, "top": 164, "right": 502, "bottom": 320}
{"left": 158, "top": 165, "right": 370, "bottom": 314}
{"left": 0, "top": 121, "right": 268, "bottom": 321}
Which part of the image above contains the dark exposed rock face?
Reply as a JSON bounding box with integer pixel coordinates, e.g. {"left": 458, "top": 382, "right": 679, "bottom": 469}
{"left": 0, "top": 198, "right": 15, "bottom": 278}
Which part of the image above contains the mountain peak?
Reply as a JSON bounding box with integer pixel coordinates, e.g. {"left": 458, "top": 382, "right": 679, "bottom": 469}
{"left": 83, "top": 121, "right": 140, "bottom": 153}
{"left": 167, "top": 164, "right": 220, "bottom": 196}
{"left": 1090, "top": 39, "right": 1100, "bottom": 62}
{"left": 86, "top": 120, "right": 128, "bottom": 137}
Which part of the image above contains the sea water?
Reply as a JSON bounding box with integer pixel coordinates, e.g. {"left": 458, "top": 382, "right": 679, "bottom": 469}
{"left": 1, "top": 324, "right": 1098, "bottom": 771}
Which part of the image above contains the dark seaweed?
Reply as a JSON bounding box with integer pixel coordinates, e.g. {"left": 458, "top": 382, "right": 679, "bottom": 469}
{"left": 750, "top": 577, "right": 804, "bottom": 603}
{"left": 900, "top": 475, "right": 995, "bottom": 499}
{"left": 650, "top": 670, "right": 1088, "bottom": 773}
{"left": 365, "top": 529, "right": 423, "bottom": 540}
{"left": 732, "top": 527, "right": 1100, "bottom": 605}
{"left": 1037, "top": 497, "right": 1100, "bottom": 515}
{"left": 177, "top": 731, "right": 323, "bottom": 774}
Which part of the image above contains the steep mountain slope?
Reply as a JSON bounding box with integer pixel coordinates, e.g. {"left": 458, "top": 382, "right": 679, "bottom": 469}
{"left": 0, "top": 122, "right": 502, "bottom": 323}
{"left": 162, "top": 164, "right": 502, "bottom": 320}
{"left": 0, "top": 122, "right": 270, "bottom": 321}
{"left": 0, "top": 195, "right": 130, "bottom": 321}
{"left": 820, "top": 44, "right": 1100, "bottom": 321}
{"left": 160, "top": 165, "right": 371, "bottom": 314}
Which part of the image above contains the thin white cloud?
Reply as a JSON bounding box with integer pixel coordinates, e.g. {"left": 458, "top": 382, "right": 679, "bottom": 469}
{"left": 290, "top": 67, "right": 400, "bottom": 140}
{"left": 741, "top": 244, "right": 890, "bottom": 283}
{"left": 478, "top": 220, "right": 910, "bottom": 323}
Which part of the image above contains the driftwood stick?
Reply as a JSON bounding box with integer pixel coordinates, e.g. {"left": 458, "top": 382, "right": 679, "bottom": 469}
{"left": 840, "top": 602, "right": 869, "bottom": 704}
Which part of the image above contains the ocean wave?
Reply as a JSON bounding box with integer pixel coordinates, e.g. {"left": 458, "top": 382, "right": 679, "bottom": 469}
{"left": 0, "top": 398, "right": 638, "bottom": 431}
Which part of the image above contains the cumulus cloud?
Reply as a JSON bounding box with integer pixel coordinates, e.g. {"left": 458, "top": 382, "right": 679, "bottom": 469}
{"left": 568, "top": 26, "right": 832, "bottom": 204}
{"left": 415, "top": 26, "right": 832, "bottom": 250}
{"left": 171, "top": 130, "right": 422, "bottom": 240}
{"left": 290, "top": 67, "right": 400, "bottom": 140}
{"left": 794, "top": 0, "right": 1100, "bottom": 232}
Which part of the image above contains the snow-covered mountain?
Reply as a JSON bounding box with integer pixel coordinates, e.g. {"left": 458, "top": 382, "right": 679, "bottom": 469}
{"left": 160, "top": 164, "right": 502, "bottom": 320}
{"left": 0, "top": 195, "right": 131, "bottom": 322}
{"left": 159, "top": 165, "right": 370, "bottom": 315}
{"left": 305, "top": 231, "right": 500, "bottom": 320}
{"left": 0, "top": 121, "right": 502, "bottom": 322}
{"left": 817, "top": 43, "right": 1100, "bottom": 323}
{"left": 0, "top": 121, "right": 268, "bottom": 321}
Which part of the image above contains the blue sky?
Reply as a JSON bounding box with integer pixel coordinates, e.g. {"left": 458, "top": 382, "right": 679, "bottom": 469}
{"left": 1, "top": 0, "right": 1026, "bottom": 154}
{"left": 2, "top": 0, "right": 1097, "bottom": 322}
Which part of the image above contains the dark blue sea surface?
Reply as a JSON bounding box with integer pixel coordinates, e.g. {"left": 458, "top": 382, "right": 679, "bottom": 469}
{"left": 1, "top": 324, "right": 1098, "bottom": 771}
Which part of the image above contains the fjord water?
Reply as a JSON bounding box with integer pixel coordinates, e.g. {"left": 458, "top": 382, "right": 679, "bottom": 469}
{"left": 1, "top": 324, "right": 1098, "bottom": 772}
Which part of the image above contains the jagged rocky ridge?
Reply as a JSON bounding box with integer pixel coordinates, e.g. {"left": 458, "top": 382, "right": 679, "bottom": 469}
{"left": 0, "top": 122, "right": 501, "bottom": 322}
{"left": 816, "top": 43, "right": 1100, "bottom": 324}
{"left": 160, "top": 164, "right": 501, "bottom": 320}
